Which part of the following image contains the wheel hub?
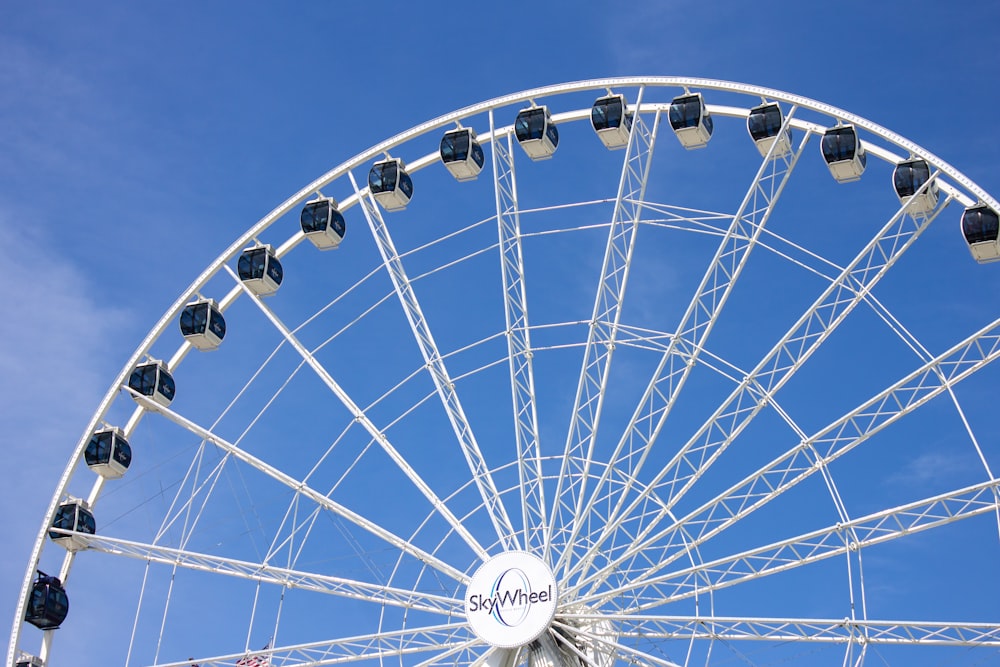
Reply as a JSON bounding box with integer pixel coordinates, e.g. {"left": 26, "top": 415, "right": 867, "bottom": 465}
{"left": 465, "top": 551, "right": 558, "bottom": 648}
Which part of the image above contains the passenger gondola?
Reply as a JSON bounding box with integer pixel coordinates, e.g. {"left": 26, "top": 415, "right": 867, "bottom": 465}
{"left": 515, "top": 105, "right": 559, "bottom": 160}
{"left": 821, "top": 125, "right": 866, "bottom": 182}
{"left": 961, "top": 204, "right": 1000, "bottom": 263}
{"left": 49, "top": 499, "right": 95, "bottom": 551}
{"left": 369, "top": 158, "right": 413, "bottom": 211}
{"left": 85, "top": 426, "right": 131, "bottom": 479}
{"left": 24, "top": 572, "right": 69, "bottom": 630}
{"left": 669, "top": 93, "right": 713, "bottom": 149}
{"left": 440, "top": 128, "right": 485, "bottom": 181}
{"left": 592, "top": 94, "right": 633, "bottom": 149}
{"left": 892, "top": 158, "right": 938, "bottom": 213}
{"left": 179, "top": 298, "right": 226, "bottom": 351}
{"left": 238, "top": 244, "right": 283, "bottom": 296}
{"left": 747, "top": 102, "right": 792, "bottom": 157}
{"left": 300, "top": 197, "right": 347, "bottom": 249}
{"left": 128, "top": 359, "right": 175, "bottom": 407}
{"left": 15, "top": 653, "right": 42, "bottom": 667}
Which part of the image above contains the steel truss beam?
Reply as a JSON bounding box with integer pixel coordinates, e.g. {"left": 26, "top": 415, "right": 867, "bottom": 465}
{"left": 559, "top": 614, "right": 1000, "bottom": 647}
{"left": 490, "top": 110, "right": 547, "bottom": 555}
{"left": 568, "top": 175, "right": 948, "bottom": 597}
{"left": 225, "top": 265, "right": 486, "bottom": 561}
{"left": 579, "top": 478, "right": 1000, "bottom": 609}
{"left": 127, "top": 389, "right": 469, "bottom": 584}
{"left": 348, "top": 172, "right": 519, "bottom": 552}
{"left": 578, "top": 313, "right": 1000, "bottom": 599}
{"left": 550, "top": 88, "right": 660, "bottom": 569}
{"left": 52, "top": 529, "right": 462, "bottom": 615}
{"left": 152, "top": 623, "right": 474, "bottom": 667}
{"left": 567, "top": 108, "right": 808, "bottom": 587}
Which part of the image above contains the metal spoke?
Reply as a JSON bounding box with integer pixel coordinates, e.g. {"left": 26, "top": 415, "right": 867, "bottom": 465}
{"left": 561, "top": 613, "right": 1000, "bottom": 647}
{"left": 568, "top": 108, "right": 808, "bottom": 586}
{"left": 127, "top": 389, "right": 469, "bottom": 584}
{"left": 54, "top": 530, "right": 462, "bottom": 615}
{"left": 568, "top": 175, "right": 948, "bottom": 597}
{"left": 491, "top": 110, "right": 547, "bottom": 555}
{"left": 550, "top": 91, "right": 661, "bottom": 570}
{"left": 224, "top": 264, "right": 487, "bottom": 561}
{"left": 575, "top": 314, "right": 1000, "bottom": 596}
{"left": 156, "top": 622, "right": 473, "bottom": 667}
{"left": 349, "top": 171, "right": 519, "bottom": 552}
{"left": 578, "top": 478, "right": 1000, "bottom": 609}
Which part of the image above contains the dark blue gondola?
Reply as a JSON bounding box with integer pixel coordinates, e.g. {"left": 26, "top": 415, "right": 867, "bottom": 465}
{"left": 515, "top": 106, "right": 558, "bottom": 160}
{"left": 238, "top": 244, "right": 283, "bottom": 296}
{"left": 24, "top": 572, "right": 69, "bottom": 630}
{"left": 962, "top": 204, "right": 1000, "bottom": 263}
{"left": 128, "top": 359, "right": 175, "bottom": 407}
{"left": 85, "top": 426, "right": 132, "bottom": 479}
{"left": 301, "top": 197, "right": 347, "bottom": 249}
{"left": 179, "top": 298, "right": 226, "bottom": 351}
{"left": 440, "top": 128, "right": 485, "bottom": 181}
{"left": 369, "top": 158, "right": 413, "bottom": 211}
{"left": 49, "top": 499, "right": 95, "bottom": 551}
{"left": 669, "top": 93, "right": 713, "bottom": 149}
{"left": 892, "top": 158, "right": 938, "bottom": 213}
{"left": 821, "top": 125, "right": 866, "bottom": 182}
{"left": 747, "top": 102, "right": 792, "bottom": 157}
{"left": 592, "top": 94, "right": 633, "bottom": 149}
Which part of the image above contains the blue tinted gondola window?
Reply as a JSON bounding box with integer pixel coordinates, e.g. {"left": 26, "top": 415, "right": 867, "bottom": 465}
{"left": 368, "top": 167, "right": 383, "bottom": 191}
{"left": 301, "top": 201, "right": 331, "bottom": 233}
{"left": 266, "top": 255, "right": 283, "bottom": 283}
{"left": 129, "top": 365, "right": 157, "bottom": 396}
{"left": 399, "top": 171, "right": 413, "bottom": 198}
{"left": 330, "top": 208, "right": 346, "bottom": 236}
{"left": 748, "top": 106, "right": 782, "bottom": 141}
{"left": 669, "top": 96, "right": 703, "bottom": 129}
{"left": 515, "top": 110, "right": 547, "bottom": 141}
{"left": 592, "top": 98, "right": 625, "bottom": 130}
{"left": 180, "top": 303, "right": 207, "bottom": 335}
{"left": 78, "top": 510, "right": 96, "bottom": 534}
{"left": 85, "top": 431, "right": 111, "bottom": 465}
{"left": 238, "top": 249, "right": 265, "bottom": 280}
{"left": 113, "top": 437, "right": 132, "bottom": 466}
{"left": 471, "top": 142, "right": 484, "bottom": 167}
{"left": 49, "top": 505, "right": 75, "bottom": 538}
{"left": 370, "top": 163, "right": 399, "bottom": 192}
{"left": 894, "top": 161, "right": 930, "bottom": 198}
{"left": 209, "top": 311, "right": 226, "bottom": 339}
{"left": 158, "top": 370, "right": 176, "bottom": 402}
{"left": 545, "top": 122, "right": 559, "bottom": 147}
{"left": 822, "top": 128, "right": 858, "bottom": 162}
{"left": 963, "top": 207, "right": 1000, "bottom": 243}
{"left": 441, "top": 132, "right": 470, "bottom": 162}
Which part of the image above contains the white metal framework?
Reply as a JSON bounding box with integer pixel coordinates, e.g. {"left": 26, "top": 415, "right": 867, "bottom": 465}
{"left": 10, "top": 78, "right": 1000, "bottom": 667}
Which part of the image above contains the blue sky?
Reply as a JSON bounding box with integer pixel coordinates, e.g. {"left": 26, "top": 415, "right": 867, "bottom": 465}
{"left": 3, "top": 2, "right": 1000, "bottom": 666}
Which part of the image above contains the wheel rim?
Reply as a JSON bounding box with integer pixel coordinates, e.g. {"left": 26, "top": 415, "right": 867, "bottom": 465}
{"left": 11, "top": 78, "right": 1000, "bottom": 667}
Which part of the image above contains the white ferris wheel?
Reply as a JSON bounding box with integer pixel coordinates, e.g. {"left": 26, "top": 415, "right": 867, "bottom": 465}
{"left": 9, "top": 77, "right": 1000, "bottom": 667}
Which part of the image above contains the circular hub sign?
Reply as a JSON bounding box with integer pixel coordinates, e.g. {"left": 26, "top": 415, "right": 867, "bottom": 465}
{"left": 465, "top": 551, "right": 558, "bottom": 648}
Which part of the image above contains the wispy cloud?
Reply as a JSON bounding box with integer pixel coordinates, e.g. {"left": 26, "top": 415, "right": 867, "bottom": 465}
{"left": 0, "top": 211, "right": 131, "bottom": 635}
{"left": 886, "top": 450, "right": 975, "bottom": 486}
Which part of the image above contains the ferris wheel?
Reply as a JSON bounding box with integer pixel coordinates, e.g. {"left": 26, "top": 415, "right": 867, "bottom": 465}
{"left": 10, "top": 77, "right": 1000, "bottom": 667}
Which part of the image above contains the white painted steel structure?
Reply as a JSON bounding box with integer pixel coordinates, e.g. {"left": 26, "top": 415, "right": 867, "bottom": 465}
{"left": 10, "top": 78, "right": 1000, "bottom": 667}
